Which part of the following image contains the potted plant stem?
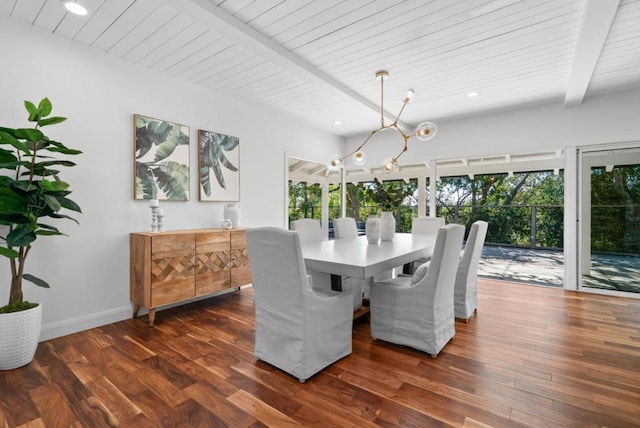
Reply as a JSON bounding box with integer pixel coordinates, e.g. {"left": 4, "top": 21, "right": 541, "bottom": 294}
{"left": 0, "top": 98, "right": 81, "bottom": 370}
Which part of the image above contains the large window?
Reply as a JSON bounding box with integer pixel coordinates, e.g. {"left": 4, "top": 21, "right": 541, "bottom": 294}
{"left": 580, "top": 147, "right": 640, "bottom": 294}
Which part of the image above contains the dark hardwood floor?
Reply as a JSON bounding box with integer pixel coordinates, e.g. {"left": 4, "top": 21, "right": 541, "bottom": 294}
{"left": 1, "top": 279, "right": 639, "bottom": 427}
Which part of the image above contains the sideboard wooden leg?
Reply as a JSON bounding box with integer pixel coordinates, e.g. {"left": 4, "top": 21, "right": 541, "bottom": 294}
{"left": 133, "top": 304, "right": 140, "bottom": 319}
{"left": 148, "top": 309, "right": 156, "bottom": 327}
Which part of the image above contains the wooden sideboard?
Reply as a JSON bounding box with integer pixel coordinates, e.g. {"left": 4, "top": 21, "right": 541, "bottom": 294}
{"left": 130, "top": 228, "right": 251, "bottom": 326}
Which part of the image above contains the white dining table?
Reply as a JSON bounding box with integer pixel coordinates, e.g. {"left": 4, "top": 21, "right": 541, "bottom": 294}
{"left": 300, "top": 233, "right": 436, "bottom": 290}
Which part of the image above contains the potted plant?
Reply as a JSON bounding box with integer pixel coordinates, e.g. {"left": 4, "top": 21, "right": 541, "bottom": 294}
{"left": 0, "top": 98, "right": 81, "bottom": 370}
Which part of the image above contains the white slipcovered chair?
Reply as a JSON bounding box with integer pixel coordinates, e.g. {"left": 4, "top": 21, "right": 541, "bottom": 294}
{"left": 406, "top": 216, "right": 446, "bottom": 273}
{"left": 454, "top": 220, "right": 488, "bottom": 321}
{"left": 333, "top": 217, "right": 359, "bottom": 239}
{"left": 412, "top": 216, "right": 446, "bottom": 235}
{"left": 246, "top": 227, "right": 353, "bottom": 383}
{"left": 369, "top": 224, "right": 465, "bottom": 357}
{"left": 290, "top": 218, "right": 323, "bottom": 242}
{"left": 290, "top": 218, "right": 332, "bottom": 291}
{"left": 332, "top": 217, "right": 366, "bottom": 310}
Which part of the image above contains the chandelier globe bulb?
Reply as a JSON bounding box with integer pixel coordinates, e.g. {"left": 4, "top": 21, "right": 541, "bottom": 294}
{"left": 352, "top": 151, "right": 367, "bottom": 166}
{"left": 327, "top": 155, "right": 343, "bottom": 170}
{"left": 381, "top": 157, "right": 398, "bottom": 174}
{"left": 405, "top": 88, "right": 416, "bottom": 103}
{"left": 415, "top": 121, "right": 438, "bottom": 141}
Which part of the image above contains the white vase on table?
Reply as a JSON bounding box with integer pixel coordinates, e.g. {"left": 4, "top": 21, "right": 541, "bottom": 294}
{"left": 365, "top": 215, "right": 380, "bottom": 244}
{"left": 223, "top": 203, "right": 240, "bottom": 228}
{"left": 380, "top": 211, "right": 395, "bottom": 241}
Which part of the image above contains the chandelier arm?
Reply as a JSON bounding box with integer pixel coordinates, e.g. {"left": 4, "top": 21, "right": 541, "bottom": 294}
{"left": 341, "top": 128, "right": 380, "bottom": 161}
{"left": 392, "top": 144, "right": 408, "bottom": 162}
{"left": 392, "top": 99, "right": 410, "bottom": 125}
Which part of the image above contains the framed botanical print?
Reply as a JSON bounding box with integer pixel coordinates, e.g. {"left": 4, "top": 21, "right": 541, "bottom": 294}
{"left": 134, "top": 114, "right": 190, "bottom": 201}
{"left": 198, "top": 129, "right": 240, "bottom": 201}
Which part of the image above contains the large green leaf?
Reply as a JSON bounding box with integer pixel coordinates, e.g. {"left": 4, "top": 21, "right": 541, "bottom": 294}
{"left": 154, "top": 126, "right": 186, "bottom": 162}
{"left": 42, "top": 180, "right": 70, "bottom": 193}
{"left": 37, "top": 98, "right": 52, "bottom": 117}
{"left": 11, "top": 180, "right": 38, "bottom": 193}
{"left": 0, "top": 147, "right": 18, "bottom": 162}
{"left": 200, "top": 166, "right": 211, "bottom": 197}
{"left": 7, "top": 227, "right": 36, "bottom": 247}
{"left": 0, "top": 130, "right": 30, "bottom": 153}
{"left": 24, "top": 100, "right": 37, "bottom": 117}
{"left": 48, "top": 212, "right": 79, "bottom": 224}
{"left": 136, "top": 162, "right": 157, "bottom": 199}
{"left": 219, "top": 134, "right": 239, "bottom": 151}
{"left": 0, "top": 190, "right": 27, "bottom": 214}
{"left": 47, "top": 140, "right": 82, "bottom": 155}
{"left": 38, "top": 116, "right": 66, "bottom": 127}
{"left": 155, "top": 161, "right": 189, "bottom": 200}
{"left": 36, "top": 223, "right": 60, "bottom": 233}
{"left": 15, "top": 128, "right": 43, "bottom": 143}
{"left": 44, "top": 194, "right": 62, "bottom": 212}
{"left": 0, "top": 247, "right": 20, "bottom": 259}
{"left": 218, "top": 150, "right": 238, "bottom": 172}
{"left": 23, "top": 273, "right": 50, "bottom": 289}
{"left": 58, "top": 196, "right": 82, "bottom": 213}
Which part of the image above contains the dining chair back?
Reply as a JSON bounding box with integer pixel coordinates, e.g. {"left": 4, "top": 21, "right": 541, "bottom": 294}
{"left": 246, "top": 227, "right": 352, "bottom": 382}
{"left": 406, "top": 216, "right": 447, "bottom": 273}
{"left": 290, "top": 218, "right": 323, "bottom": 242}
{"left": 412, "top": 216, "right": 445, "bottom": 235}
{"left": 332, "top": 217, "right": 365, "bottom": 310}
{"left": 370, "top": 224, "right": 465, "bottom": 357}
{"left": 333, "top": 217, "right": 359, "bottom": 239}
{"left": 454, "top": 220, "right": 488, "bottom": 320}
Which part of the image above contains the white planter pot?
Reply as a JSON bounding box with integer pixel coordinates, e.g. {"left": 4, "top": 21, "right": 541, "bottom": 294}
{"left": 0, "top": 303, "right": 42, "bottom": 370}
{"left": 380, "top": 211, "right": 396, "bottom": 241}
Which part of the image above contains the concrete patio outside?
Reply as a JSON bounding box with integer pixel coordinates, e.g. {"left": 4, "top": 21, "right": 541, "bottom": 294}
{"left": 478, "top": 245, "right": 640, "bottom": 294}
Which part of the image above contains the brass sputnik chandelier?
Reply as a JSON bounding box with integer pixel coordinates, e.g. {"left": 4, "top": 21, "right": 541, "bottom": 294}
{"left": 328, "top": 70, "right": 437, "bottom": 174}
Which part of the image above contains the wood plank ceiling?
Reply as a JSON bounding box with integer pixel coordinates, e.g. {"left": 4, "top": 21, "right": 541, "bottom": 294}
{"left": 3, "top": 0, "right": 639, "bottom": 141}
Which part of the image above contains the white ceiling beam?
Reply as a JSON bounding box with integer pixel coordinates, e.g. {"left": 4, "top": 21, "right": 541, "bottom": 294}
{"left": 179, "top": 0, "right": 400, "bottom": 124}
{"left": 564, "top": 0, "right": 620, "bottom": 107}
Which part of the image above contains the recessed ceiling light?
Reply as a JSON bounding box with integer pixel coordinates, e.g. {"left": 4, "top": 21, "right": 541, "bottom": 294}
{"left": 467, "top": 91, "right": 479, "bottom": 98}
{"left": 333, "top": 120, "right": 342, "bottom": 125}
{"left": 61, "top": 1, "right": 88, "bottom": 16}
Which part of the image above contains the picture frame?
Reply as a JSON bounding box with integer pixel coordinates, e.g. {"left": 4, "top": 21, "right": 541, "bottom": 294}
{"left": 198, "top": 129, "right": 240, "bottom": 201}
{"left": 133, "top": 114, "right": 190, "bottom": 201}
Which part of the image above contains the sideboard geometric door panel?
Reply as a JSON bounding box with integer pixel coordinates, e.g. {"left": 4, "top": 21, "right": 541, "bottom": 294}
{"left": 150, "top": 233, "right": 195, "bottom": 307}
{"left": 130, "top": 228, "right": 250, "bottom": 326}
{"left": 195, "top": 231, "right": 231, "bottom": 295}
{"left": 230, "top": 229, "right": 252, "bottom": 287}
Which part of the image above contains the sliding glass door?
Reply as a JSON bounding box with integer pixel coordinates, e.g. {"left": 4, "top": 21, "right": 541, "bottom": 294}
{"left": 579, "top": 146, "right": 640, "bottom": 294}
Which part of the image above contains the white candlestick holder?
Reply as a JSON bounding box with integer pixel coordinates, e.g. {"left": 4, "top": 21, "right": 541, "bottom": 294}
{"left": 149, "top": 205, "right": 159, "bottom": 232}
{"left": 156, "top": 213, "right": 164, "bottom": 233}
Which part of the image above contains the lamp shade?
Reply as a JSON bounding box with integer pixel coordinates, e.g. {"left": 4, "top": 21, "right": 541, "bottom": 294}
{"left": 328, "top": 155, "right": 343, "bottom": 170}
{"left": 352, "top": 151, "right": 367, "bottom": 166}
{"left": 382, "top": 157, "right": 398, "bottom": 174}
{"left": 415, "top": 121, "right": 438, "bottom": 141}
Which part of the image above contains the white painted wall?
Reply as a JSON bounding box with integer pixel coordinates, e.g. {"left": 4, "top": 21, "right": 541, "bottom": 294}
{"left": 0, "top": 17, "right": 342, "bottom": 340}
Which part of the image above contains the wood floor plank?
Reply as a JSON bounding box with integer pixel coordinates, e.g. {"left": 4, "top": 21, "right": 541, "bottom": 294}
{"left": 28, "top": 384, "right": 79, "bottom": 427}
{"left": 227, "top": 389, "right": 302, "bottom": 427}
{"left": 2, "top": 279, "right": 639, "bottom": 427}
{"left": 184, "top": 382, "right": 257, "bottom": 427}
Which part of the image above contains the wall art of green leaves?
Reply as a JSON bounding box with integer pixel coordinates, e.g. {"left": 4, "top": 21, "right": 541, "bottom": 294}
{"left": 134, "top": 114, "right": 190, "bottom": 201}
{"left": 198, "top": 130, "right": 240, "bottom": 201}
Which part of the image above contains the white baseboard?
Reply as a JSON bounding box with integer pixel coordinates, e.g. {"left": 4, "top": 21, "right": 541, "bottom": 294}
{"left": 40, "top": 305, "right": 132, "bottom": 342}
{"left": 39, "top": 285, "right": 252, "bottom": 341}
